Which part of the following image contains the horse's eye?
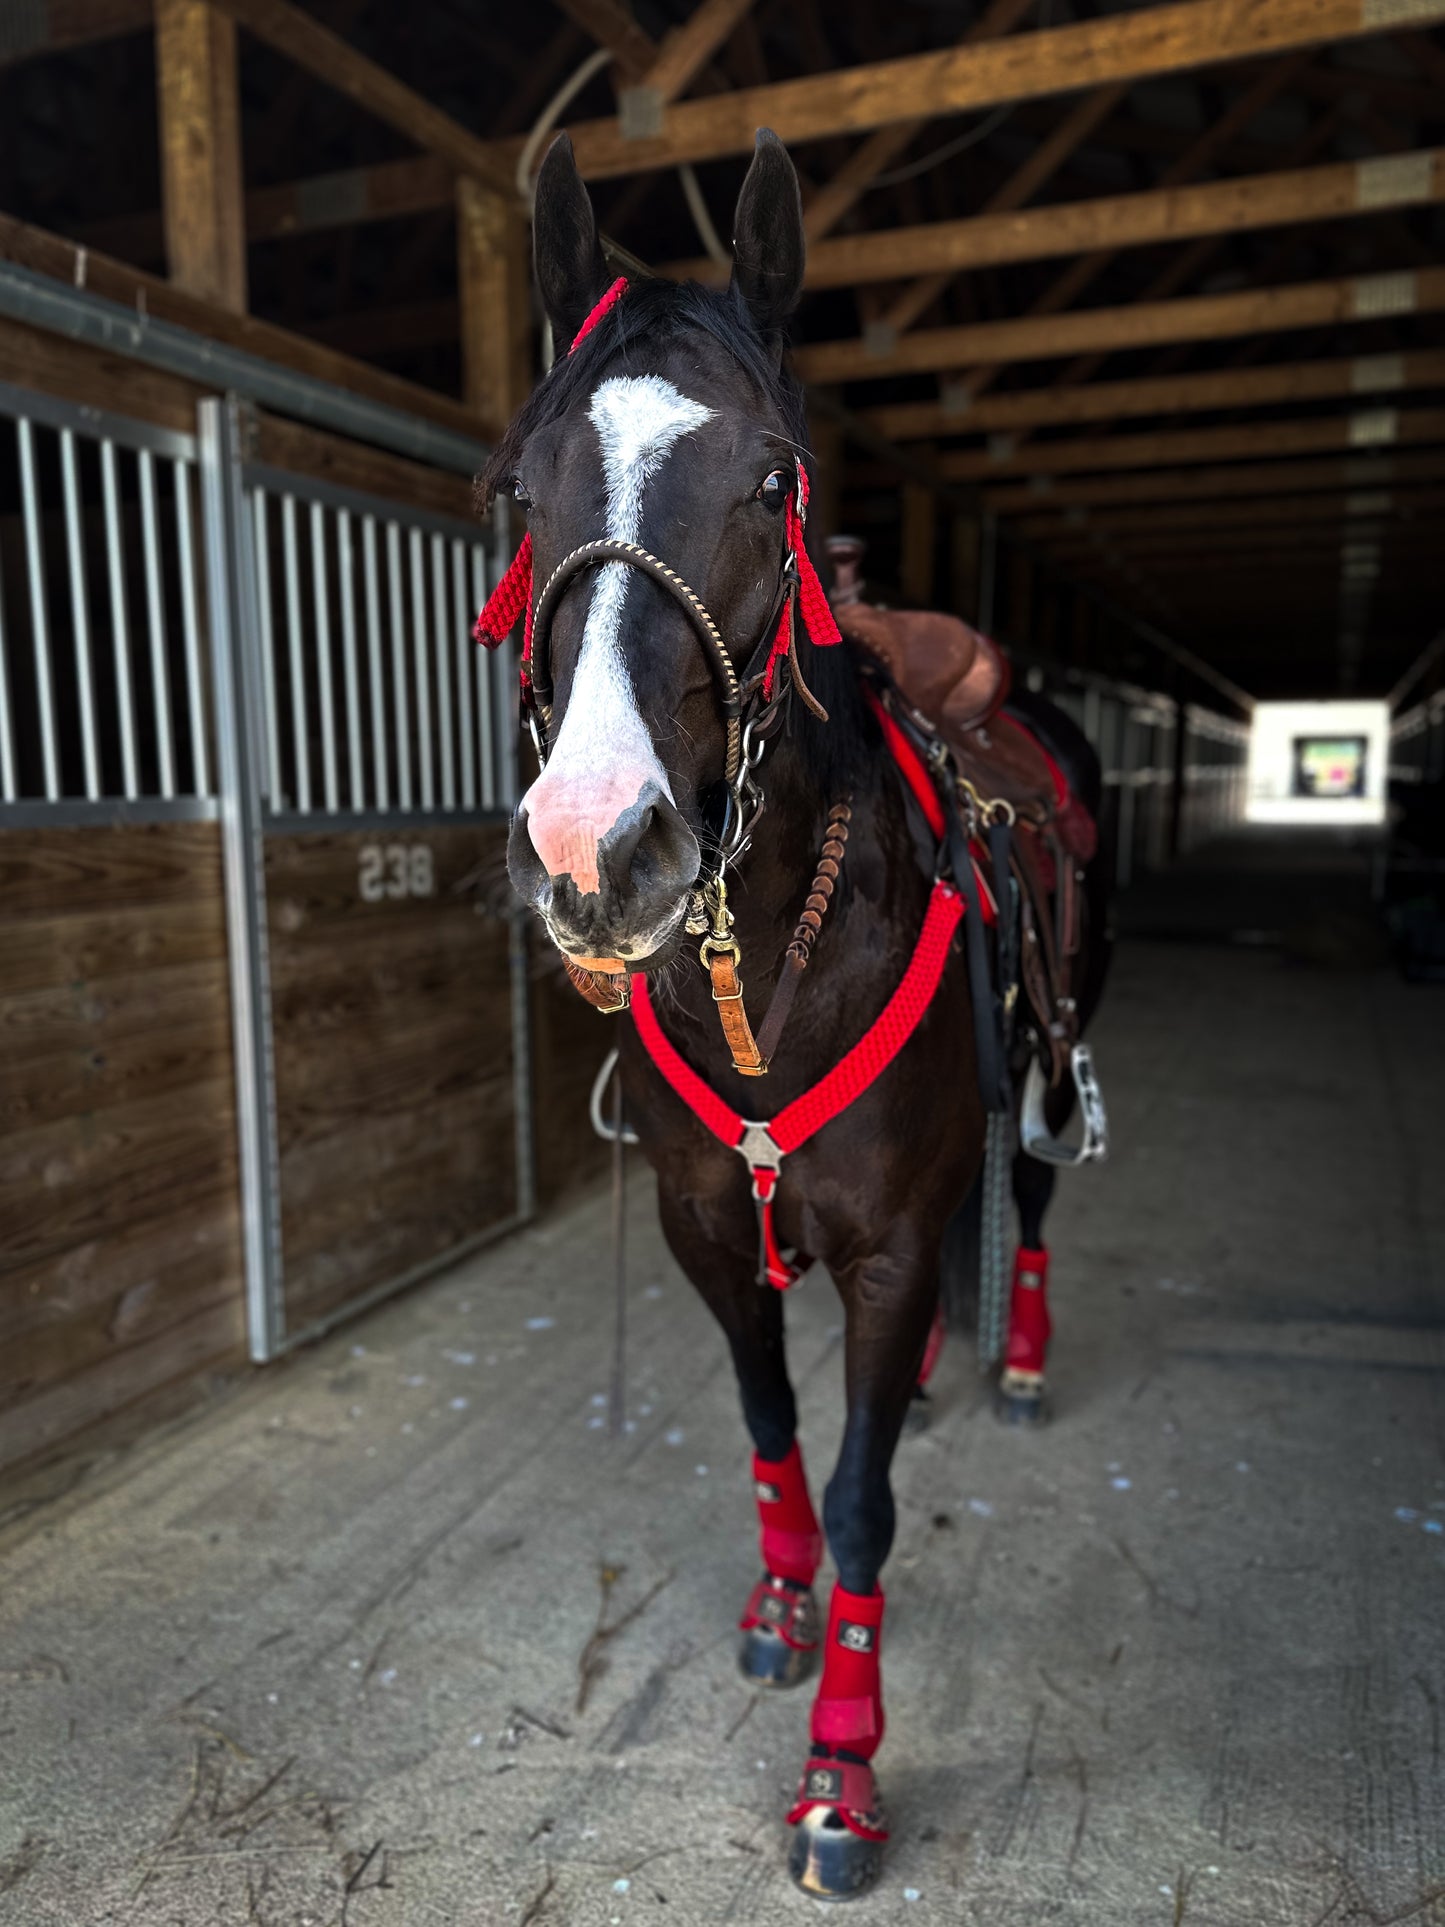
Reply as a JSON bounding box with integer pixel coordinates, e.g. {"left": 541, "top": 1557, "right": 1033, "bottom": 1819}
{"left": 512, "top": 478, "right": 533, "bottom": 509}
{"left": 756, "top": 468, "right": 789, "bottom": 511}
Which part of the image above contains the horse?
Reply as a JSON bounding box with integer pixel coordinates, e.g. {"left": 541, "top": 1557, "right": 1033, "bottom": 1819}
{"left": 474, "top": 127, "right": 1110, "bottom": 1900}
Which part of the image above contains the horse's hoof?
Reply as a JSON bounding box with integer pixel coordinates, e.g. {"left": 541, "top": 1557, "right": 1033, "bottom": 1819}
{"left": 739, "top": 1620, "right": 818, "bottom": 1689}
{"left": 903, "top": 1387, "right": 932, "bottom": 1436}
{"left": 788, "top": 1807, "right": 885, "bottom": 1900}
{"left": 994, "top": 1368, "right": 1049, "bottom": 1425}
{"left": 738, "top": 1575, "right": 819, "bottom": 1689}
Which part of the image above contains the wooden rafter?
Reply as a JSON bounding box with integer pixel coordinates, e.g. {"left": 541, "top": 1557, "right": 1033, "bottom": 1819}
{"left": 667, "top": 146, "right": 1445, "bottom": 291}
{"left": 1018, "top": 488, "right": 1445, "bottom": 539}
{"left": 792, "top": 266, "right": 1445, "bottom": 383}
{"left": 495, "top": 0, "right": 1430, "bottom": 181}
{"left": 982, "top": 449, "right": 1445, "bottom": 513}
{"left": 862, "top": 350, "right": 1445, "bottom": 442}
{"left": 935, "top": 407, "right": 1445, "bottom": 482}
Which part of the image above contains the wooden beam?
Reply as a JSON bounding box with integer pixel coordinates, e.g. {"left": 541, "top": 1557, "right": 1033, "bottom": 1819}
{"left": 1018, "top": 488, "right": 1445, "bottom": 539}
{"left": 800, "top": 0, "right": 1039, "bottom": 244}
{"left": 206, "top": 0, "right": 516, "bottom": 196}
{"left": 1043, "top": 521, "right": 1433, "bottom": 560}
{"left": 457, "top": 180, "right": 531, "bottom": 438}
{"left": 984, "top": 449, "right": 1445, "bottom": 513}
{"left": 673, "top": 146, "right": 1445, "bottom": 293}
{"left": 154, "top": 0, "right": 247, "bottom": 311}
{"left": 938, "top": 406, "right": 1445, "bottom": 482}
{"left": 506, "top": 0, "right": 1423, "bottom": 181}
{"left": 678, "top": 141, "right": 1445, "bottom": 292}
{"left": 863, "top": 350, "right": 1445, "bottom": 442}
{"left": 0, "top": 212, "right": 485, "bottom": 445}
{"left": 792, "top": 266, "right": 1445, "bottom": 384}
{"left": 0, "top": 0, "right": 152, "bottom": 66}
{"left": 636, "top": 0, "right": 759, "bottom": 106}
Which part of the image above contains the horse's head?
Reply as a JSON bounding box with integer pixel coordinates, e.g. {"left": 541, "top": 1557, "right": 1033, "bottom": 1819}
{"left": 487, "top": 129, "right": 809, "bottom": 971}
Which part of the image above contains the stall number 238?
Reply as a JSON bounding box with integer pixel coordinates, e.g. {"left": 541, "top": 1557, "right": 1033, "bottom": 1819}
{"left": 358, "top": 843, "right": 436, "bottom": 902}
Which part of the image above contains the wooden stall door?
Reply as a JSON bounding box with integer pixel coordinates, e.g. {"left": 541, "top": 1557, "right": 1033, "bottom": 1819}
{"left": 266, "top": 825, "right": 518, "bottom": 1335}
{"left": 0, "top": 825, "right": 245, "bottom": 1471}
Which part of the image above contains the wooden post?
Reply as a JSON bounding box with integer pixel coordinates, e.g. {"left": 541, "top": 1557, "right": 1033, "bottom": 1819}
{"left": 900, "top": 480, "right": 936, "bottom": 606}
{"left": 457, "top": 179, "right": 532, "bottom": 436}
{"left": 155, "top": 0, "right": 247, "bottom": 311}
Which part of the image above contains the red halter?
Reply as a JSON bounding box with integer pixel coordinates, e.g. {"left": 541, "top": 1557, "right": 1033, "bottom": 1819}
{"left": 472, "top": 276, "right": 840, "bottom": 694}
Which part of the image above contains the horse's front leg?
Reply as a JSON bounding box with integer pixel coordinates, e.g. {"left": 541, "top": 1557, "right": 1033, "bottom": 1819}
{"left": 656, "top": 1189, "right": 824, "bottom": 1690}
{"left": 787, "top": 1241, "right": 938, "bottom": 1900}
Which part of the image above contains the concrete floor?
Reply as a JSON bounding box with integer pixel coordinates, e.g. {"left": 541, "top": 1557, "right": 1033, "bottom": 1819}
{"left": 2, "top": 834, "right": 1443, "bottom": 1926}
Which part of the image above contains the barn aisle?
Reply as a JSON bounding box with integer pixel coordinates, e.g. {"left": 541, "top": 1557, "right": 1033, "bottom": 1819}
{"left": 2, "top": 841, "right": 1442, "bottom": 1926}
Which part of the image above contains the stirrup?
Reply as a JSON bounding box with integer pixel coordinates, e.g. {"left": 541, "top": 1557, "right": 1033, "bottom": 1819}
{"left": 1020, "top": 1042, "right": 1108, "bottom": 1167}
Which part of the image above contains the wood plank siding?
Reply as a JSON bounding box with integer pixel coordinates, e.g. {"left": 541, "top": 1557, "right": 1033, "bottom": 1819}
{"left": 0, "top": 823, "right": 245, "bottom": 1473}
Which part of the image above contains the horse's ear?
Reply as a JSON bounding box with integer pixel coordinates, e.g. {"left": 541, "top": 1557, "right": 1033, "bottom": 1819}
{"left": 730, "top": 128, "right": 805, "bottom": 341}
{"left": 533, "top": 132, "right": 610, "bottom": 347}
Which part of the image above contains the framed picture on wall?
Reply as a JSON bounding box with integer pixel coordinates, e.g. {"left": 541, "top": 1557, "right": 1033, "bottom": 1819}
{"left": 1292, "top": 735, "right": 1368, "bottom": 799}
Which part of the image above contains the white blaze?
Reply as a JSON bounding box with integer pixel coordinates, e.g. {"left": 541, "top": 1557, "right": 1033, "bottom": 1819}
{"left": 533, "top": 375, "right": 714, "bottom": 806}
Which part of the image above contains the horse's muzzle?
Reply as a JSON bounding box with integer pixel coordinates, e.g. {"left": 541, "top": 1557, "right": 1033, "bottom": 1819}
{"left": 507, "top": 780, "right": 700, "bottom": 963}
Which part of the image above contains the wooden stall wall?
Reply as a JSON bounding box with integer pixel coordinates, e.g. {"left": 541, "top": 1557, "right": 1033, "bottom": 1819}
{"left": 266, "top": 824, "right": 519, "bottom": 1336}
{"left": 0, "top": 824, "right": 246, "bottom": 1474}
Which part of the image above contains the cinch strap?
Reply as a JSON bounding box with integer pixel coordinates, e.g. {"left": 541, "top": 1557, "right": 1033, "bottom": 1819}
{"left": 630, "top": 879, "right": 963, "bottom": 1290}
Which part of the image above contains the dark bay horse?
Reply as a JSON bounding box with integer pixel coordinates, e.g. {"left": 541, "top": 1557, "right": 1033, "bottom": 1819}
{"left": 477, "top": 128, "right": 1109, "bottom": 1899}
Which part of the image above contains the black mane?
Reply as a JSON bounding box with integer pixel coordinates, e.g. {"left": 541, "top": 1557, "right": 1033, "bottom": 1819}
{"left": 478, "top": 274, "right": 873, "bottom": 802}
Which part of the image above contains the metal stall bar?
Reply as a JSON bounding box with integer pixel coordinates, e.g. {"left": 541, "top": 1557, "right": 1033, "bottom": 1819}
{"left": 410, "top": 527, "right": 433, "bottom": 809}
{"left": 451, "top": 539, "right": 475, "bottom": 809}
{"left": 251, "top": 489, "right": 283, "bottom": 808}
{"left": 17, "top": 418, "right": 59, "bottom": 800}
{"left": 59, "top": 429, "right": 101, "bottom": 800}
{"left": 174, "top": 460, "right": 211, "bottom": 797}
{"left": 138, "top": 449, "right": 177, "bottom": 800}
{"left": 337, "top": 509, "right": 365, "bottom": 810}
{"left": 388, "top": 520, "right": 411, "bottom": 809}
{"left": 281, "top": 493, "right": 311, "bottom": 813}
{"left": 431, "top": 532, "right": 455, "bottom": 809}
{"left": 310, "top": 500, "right": 339, "bottom": 813}
{"left": 362, "top": 515, "right": 389, "bottom": 812}
{"left": 100, "top": 440, "right": 140, "bottom": 800}
{"left": 199, "top": 396, "right": 285, "bottom": 1362}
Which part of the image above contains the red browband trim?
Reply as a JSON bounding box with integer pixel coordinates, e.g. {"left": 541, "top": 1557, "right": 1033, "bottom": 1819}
{"left": 473, "top": 277, "right": 631, "bottom": 665}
